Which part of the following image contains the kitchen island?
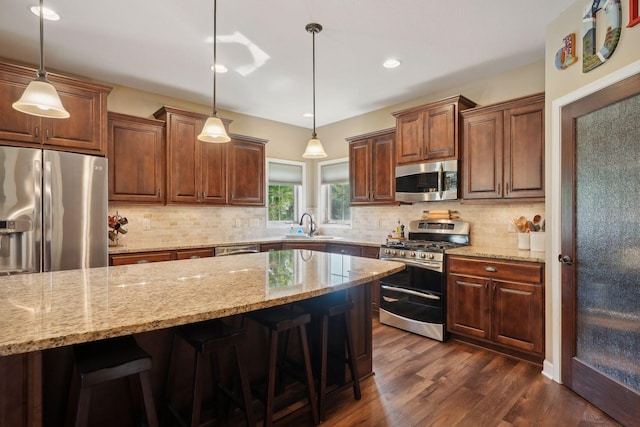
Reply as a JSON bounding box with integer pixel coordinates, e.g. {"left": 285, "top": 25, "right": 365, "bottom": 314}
{"left": 0, "top": 250, "right": 403, "bottom": 426}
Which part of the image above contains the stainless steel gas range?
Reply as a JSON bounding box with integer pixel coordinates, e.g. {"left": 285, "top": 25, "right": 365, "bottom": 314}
{"left": 378, "top": 219, "right": 470, "bottom": 341}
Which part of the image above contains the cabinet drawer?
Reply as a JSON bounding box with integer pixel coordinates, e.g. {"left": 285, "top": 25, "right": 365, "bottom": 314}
{"left": 326, "top": 243, "right": 361, "bottom": 256}
{"left": 175, "top": 248, "right": 213, "bottom": 260}
{"left": 360, "top": 246, "right": 379, "bottom": 259}
{"left": 110, "top": 251, "right": 174, "bottom": 266}
{"left": 448, "top": 256, "right": 543, "bottom": 283}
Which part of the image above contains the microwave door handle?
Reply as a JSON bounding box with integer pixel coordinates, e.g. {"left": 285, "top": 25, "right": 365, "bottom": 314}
{"left": 437, "top": 163, "right": 443, "bottom": 199}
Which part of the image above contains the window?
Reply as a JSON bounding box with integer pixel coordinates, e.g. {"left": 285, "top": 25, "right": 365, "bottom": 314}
{"left": 266, "top": 159, "right": 305, "bottom": 227}
{"left": 318, "top": 158, "right": 351, "bottom": 227}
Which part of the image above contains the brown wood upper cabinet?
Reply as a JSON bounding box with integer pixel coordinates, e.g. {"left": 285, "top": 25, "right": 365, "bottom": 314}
{"left": 461, "top": 93, "right": 545, "bottom": 201}
{"left": 392, "top": 95, "right": 476, "bottom": 165}
{"left": 0, "top": 62, "right": 111, "bottom": 155}
{"left": 154, "top": 106, "right": 267, "bottom": 206}
{"left": 108, "top": 113, "right": 165, "bottom": 204}
{"left": 347, "top": 128, "right": 396, "bottom": 205}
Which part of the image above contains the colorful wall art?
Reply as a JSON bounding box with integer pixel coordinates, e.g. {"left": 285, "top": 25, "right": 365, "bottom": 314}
{"left": 555, "top": 33, "right": 578, "bottom": 69}
{"left": 582, "top": 0, "right": 622, "bottom": 72}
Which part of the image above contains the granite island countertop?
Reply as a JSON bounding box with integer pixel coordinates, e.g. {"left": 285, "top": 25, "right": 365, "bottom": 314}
{"left": 0, "top": 250, "right": 404, "bottom": 356}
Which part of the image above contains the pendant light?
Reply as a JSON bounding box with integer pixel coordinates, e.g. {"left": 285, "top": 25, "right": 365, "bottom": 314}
{"left": 13, "top": 0, "right": 69, "bottom": 119}
{"left": 302, "top": 23, "right": 327, "bottom": 159}
{"left": 198, "top": 0, "right": 230, "bottom": 143}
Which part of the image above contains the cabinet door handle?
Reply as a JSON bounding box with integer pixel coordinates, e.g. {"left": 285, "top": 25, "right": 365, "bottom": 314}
{"left": 203, "top": 191, "right": 207, "bottom": 198}
{"left": 197, "top": 191, "right": 201, "bottom": 201}
{"left": 493, "top": 283, "right": 496, "bottom": 292}
{"left": 35, "top": 126, "right": 39, "bottom": 139}
{"left": 484, "top": 266, "right": 497, "bottom": 272}
{"left": 506, "top": 182, "right": 510, "bottom": 194}
{"left": 157, "top": 189, "right": 161, "bottom": 198}
{"left": 497, "top": 182, "right": 501, "bottom": 196}
{"left": 45, "top": 128, "right": 49, "bottom": 140}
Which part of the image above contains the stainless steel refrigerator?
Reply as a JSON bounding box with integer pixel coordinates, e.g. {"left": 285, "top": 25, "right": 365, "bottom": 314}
{"left": 0, "top": 146, "right": 108, "bottom": 274}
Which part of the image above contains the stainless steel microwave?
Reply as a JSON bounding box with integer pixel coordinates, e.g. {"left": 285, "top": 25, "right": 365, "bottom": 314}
{"left": 395, "top": 159, "right": 459, "bottom": 202}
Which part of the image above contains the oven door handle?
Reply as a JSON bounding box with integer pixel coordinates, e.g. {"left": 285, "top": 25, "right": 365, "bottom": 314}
{"left": 381, "top": 285, "right": 441, "bottom": 300}
{"left": 381, "top": 258, "right": 443, "bottom": 271}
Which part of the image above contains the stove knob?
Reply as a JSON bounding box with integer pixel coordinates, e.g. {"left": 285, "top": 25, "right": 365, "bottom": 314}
{"left": 428, "top": 253, "right": 435, "bottom": 260}
{"left": 419, "top": 253, "right": 426, "bottom": 259}
{"left": 410, "top": 251, "right": 416, "bottom": 257}
{"left": 385, "top": 249, "right": 391, "bottom": 255}
{"left": 391, "top": 250, "right": 397, "bottom": 256}
{"left": 400, "top": 251, "right": 406, "bottom": 257}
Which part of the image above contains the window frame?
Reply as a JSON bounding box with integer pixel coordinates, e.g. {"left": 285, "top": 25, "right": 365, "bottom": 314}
{"left": 317, "top": 157, "right": 351, "bottom": 229}
{"left": 266, "top": 158, "right": 306, "bottom": 229}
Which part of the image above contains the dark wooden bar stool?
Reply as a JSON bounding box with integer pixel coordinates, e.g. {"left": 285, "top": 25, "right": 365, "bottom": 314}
{"left": 297, "top": 295, "right": 361, "bottom": 421}
{"left": 164, "top": 319, "right": 255, "bottom": 427}
{"left": 65, "top": 335, "right": 158, "bottom": 427}
{"left": 244, "top": 306, "right": 319, "bottom": 427}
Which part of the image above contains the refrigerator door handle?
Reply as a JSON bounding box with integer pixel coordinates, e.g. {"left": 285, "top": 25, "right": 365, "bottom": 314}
{"left": 34, "top": 159, "right": 43, "bottom": 273}
{"left": 43, "top": 160, "right": 52, "bottom": 272}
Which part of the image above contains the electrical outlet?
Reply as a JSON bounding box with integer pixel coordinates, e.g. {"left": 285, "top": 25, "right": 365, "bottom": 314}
{"left": 143, "top": 218, "right": 151, "bottom": 230}
{"left": 249, "top": 219, "right": 259, "bottom": 227}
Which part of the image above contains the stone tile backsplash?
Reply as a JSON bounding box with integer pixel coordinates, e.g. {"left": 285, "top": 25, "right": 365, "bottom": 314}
{"left": 109, "top": 202, "right": 545, "bottom": 251}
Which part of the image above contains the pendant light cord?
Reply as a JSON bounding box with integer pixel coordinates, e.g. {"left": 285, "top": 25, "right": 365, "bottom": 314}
{"left": 37, "top": 0, "right": 46, "bottom": 79}
{"left": 212, "top": 0, "right": 218, "bottom": 117}
{"left": 311, "top": 28, "right": 317, "bottom": 138}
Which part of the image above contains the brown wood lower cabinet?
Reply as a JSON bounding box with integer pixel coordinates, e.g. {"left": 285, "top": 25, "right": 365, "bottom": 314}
{"left": 260, "top": 242, "right": 283, "bottom": 252}
{"left": 447, "top": 255, "right": 544, "bottom": 364}
{"left": 109, "top": 251, "right": 173, "bottom": 266}
{"left": 174, "top": 248, "right": 213, "bottom": 259}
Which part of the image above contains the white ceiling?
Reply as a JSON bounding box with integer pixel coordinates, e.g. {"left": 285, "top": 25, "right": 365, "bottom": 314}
{"left": 0, "top": 1, "right": 573, "bottom": 128}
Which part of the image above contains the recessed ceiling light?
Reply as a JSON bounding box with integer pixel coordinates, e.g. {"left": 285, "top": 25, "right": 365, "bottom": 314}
{"left": 29, "top": 5, "right": 60, "bottom": 21}
{"left": 210, "top": 64, "right": 228, "bottom": 73}
{"left": 303, "top": 113, "right": 314, "bottom": 118}
{"left": 383, "top": 58, "right": 401, "bottom": 69}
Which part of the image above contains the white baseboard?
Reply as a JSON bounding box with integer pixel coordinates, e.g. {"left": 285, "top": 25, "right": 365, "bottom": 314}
{"left": 542, "top": 359, "right": 561, "bottom": 383}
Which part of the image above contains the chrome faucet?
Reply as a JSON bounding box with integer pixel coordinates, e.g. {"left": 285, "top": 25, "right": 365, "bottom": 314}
{"left": 299, "top": 212, "right": 317, "bottom": 237}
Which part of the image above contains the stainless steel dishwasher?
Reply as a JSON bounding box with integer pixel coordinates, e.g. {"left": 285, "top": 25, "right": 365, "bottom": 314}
{"left": 214, "top": 244, "right": 260, "bottom": 256}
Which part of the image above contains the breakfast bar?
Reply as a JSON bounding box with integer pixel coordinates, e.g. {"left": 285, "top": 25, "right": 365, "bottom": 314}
{"left": 0, "top": 250, "right": 404, "bottom": 426}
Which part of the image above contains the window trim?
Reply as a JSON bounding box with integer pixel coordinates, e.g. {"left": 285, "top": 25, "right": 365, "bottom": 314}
{"left": 266, "top": 158, "right": 306, "bottom": 229}
{"left": 317, "top": 157, "right": 351, "bottom": 229}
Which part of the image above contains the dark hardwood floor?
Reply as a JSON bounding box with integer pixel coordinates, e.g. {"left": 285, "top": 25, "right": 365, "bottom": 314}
{"left": 281, "top": 318, "right": 621, "bottom": 427}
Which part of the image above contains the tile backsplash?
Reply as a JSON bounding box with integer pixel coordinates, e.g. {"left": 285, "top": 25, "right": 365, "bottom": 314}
{"left": 109, "top": 202, "right": 545, "bottom": 251}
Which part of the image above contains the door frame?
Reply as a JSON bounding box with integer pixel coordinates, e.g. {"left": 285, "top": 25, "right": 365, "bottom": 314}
{"left": 548, "top": 59, "right": 640, "bottom": 384}
{"left": 559, "top": 72, "right": 640, "bottom": 426}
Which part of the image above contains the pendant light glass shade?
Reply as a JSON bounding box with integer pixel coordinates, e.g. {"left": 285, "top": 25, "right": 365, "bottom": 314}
{"left": 198, "top": 0, "right": 230, "bottom": 143}
{"left": 13, "top": 0, "right": 69, "bottom": 119}
{"left": 303, "top": 137, "right": 326, "bottom": 158}
{"left": 198, "top": 116, "right": 230, "bottom": 143}
{"left": 302, "top": 23, "right": 327, "bottom": 159}
{"left": 13, "top": 75, "right": 69, "bottom": 118}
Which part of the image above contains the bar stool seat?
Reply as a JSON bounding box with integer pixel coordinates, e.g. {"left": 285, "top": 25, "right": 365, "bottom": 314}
{"left": 296, "top": 295, "right": 361, "bottom": 421}
{"left": 164, "top": 319, "right": 255, "bottom": 427}
{"left": 66, "top": 335, "right": 158, "bottom": 427}
{"left": 245, "top": 306, "right": 319, "bottom": 427}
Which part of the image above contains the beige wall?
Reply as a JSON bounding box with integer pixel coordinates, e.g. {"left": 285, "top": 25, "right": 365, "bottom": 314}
{"left": 107, "top": 58, "right": 547, "bottom": 253}
{"left": 107, "top": 86, "right": 310, "bottom": 161}
{"left": 543, "top": 1, "right": 640, "bottom": 379}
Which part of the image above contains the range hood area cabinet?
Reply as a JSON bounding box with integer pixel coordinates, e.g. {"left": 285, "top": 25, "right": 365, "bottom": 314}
{"left": 347, "top": 128, "right": 396, "bottom": 205}
{"left": 153, "top": 106, "right": 267, "bottom": 206}
{"left": 108, "top": 112, "right": 166, "bottom": 204}
{"left": 461, "top": 93, "right": 545, "bottom": 201}
{"left": 0, "top": 62, "right": 111, "bottom": 156}
{"left": 392, "top": 95, "right": 476, "bottom": 165}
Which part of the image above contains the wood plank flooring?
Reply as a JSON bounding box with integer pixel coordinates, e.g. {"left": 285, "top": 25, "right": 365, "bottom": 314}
{"left": 281, "top": 318, "right": 621, "bottom": 427}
